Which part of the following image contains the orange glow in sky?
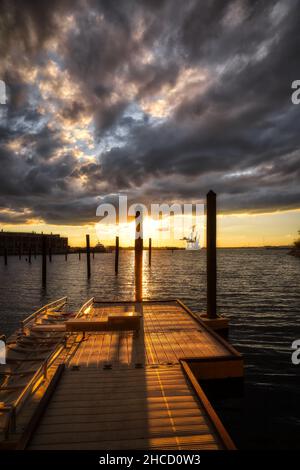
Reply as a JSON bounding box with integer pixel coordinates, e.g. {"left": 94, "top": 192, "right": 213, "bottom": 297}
{"left": 1, "top": 209, "right": 299, "bottom": 248}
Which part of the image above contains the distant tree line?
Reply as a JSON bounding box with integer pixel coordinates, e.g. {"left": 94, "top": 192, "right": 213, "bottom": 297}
{"left": 294, "top": 230, "right": 300, "bottom": 249}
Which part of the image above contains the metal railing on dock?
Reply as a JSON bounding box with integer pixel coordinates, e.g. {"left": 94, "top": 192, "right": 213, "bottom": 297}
{"left": 74, "top": 297, "right": 94, "bottom": 319}
{"left": 1, "top": 339, "right": 66, "bottom": 439}
{"left": 20, "top": 297, "right": 68, "bottom": 333}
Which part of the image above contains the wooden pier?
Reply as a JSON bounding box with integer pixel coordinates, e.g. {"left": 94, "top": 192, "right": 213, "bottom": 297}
{"left": 0, "top": 298, "right": 243, "bottom": 450}
{"left": 0, "top": 191, "right": 243, "bottom": 450}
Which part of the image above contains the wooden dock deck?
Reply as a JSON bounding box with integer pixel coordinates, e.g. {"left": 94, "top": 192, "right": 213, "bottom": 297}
{"left": 0, "top": 299, "right": 243, "bottom": 450}
{"left": 67, "top": 301, "right": 234, "bottom": 367}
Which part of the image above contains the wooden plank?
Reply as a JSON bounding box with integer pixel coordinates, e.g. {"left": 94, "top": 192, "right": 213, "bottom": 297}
{"left": 30, "top": 436, "right": 219, "bottom": 451}
{"left": 181, "top": 360, "right": 236, "bottom": 450}
{"left": 27, "top": 364, "right": 223, "bottom": 450}
{"left": 34, "top": 420, "right": 215, "bottom": 437}
{"left": 34, "top": 408, "right": 206, "bottom": 424}
{"left": 176, "top": 299, "right": 241, "bottom": 357}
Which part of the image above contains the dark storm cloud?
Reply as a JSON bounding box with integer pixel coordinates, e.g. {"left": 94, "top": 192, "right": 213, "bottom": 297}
{"left": 98, "top": 0, "right": 300, "bottom": 210}
{"left": 0, "top": 208, "right": 33, "bottom": 224}
{"left": 0, "top": 0, "right": 300, "bottom": 225}
{"left": 31, "top": 197, "right": 99, "bottom": 225}
{"left": 0, "top": 140, "right": 73, "bottom": 197}
{"left": 0, "top": 141, "right": 101, "bottom": 224}
{"left": 0, "top": 0, "right": 74, "bottom": 59}
{"left": 61, "top": 101, "right": 87, "bottom": 123}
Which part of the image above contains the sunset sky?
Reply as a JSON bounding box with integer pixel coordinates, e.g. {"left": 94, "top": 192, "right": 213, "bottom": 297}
{"left": 0, "top": 1, "right": 300, "bottom": 247}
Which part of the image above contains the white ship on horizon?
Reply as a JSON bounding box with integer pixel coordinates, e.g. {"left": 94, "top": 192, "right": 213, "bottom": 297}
{"left": 182, "top": 225, "right": 201, "bottom": 250}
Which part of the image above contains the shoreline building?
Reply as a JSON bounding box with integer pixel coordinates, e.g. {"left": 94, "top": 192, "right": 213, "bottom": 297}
{"left": 0, "top": 231, "right": 68, "bottom": 255}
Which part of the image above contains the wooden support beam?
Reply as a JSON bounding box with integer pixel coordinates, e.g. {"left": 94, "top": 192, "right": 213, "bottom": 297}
{"left": 115, "top": 236, "right": 119, "bottom": 275}
{"left": 86, "top": 234, "right": 91, "bottom": 279}
{"left": 135, "top": 210, "right": 143, "bottom": 302}
{"left": 207, "top": 190, "right": 217, "bottom": 319}
{"left": 149, "top": 237, "right": 152, "bottom": 266}
{"left": 42, "top": 235, "right": 46, "bottom": 286}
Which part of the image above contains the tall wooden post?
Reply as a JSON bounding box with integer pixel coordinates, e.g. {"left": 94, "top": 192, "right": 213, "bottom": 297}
{"left": 115, "top": 236, "right": 119, "bottom": 275}
{"left": 207, "top": 190, "right": 217, "bottom": 319}
{"left": 86, "top": 234, "right": 91, "bottom": 279}
{"left": 4, "top": 248, "right": 7, "bottom": 266}
{"left": 135, "top": 210, "right": 143, "bottom": 302}
{"left": 149, "top": 238, "right": 152, "bottom": 266}
{"left": 42, "top": 235, "right": 47, "bottom": 286}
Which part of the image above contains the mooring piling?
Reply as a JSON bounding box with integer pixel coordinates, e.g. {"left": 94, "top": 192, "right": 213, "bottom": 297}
{"left": 115, "top": 236, "right": 119, "bottom": 275}
{"left": 42, "top": 235, "right": 47, "bottom": 286}
{"left": 149, "top": 238, "right": 152, "bottom": 266}
{"left": 86, "top": 234, "right": 91, "bottom": 279}
{"left": 206, "top": 190, "right": 217, "bottom": 319}
{"left": 135, "top": 209, "right": 143, "bottom": 302}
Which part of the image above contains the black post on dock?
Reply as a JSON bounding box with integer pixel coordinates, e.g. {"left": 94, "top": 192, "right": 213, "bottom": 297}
{"left": 86, "top": 234, "right": 91, "bottom": 279}
{"left": 207, "top": 190, "right": 217, "bottom": 319}
{"left": 42, "top": 235, "right": 47, "bottom": 286}
{"left": 149, "top": 237, "right": 152, "bottom": 266}
{"left": 4, "top": 248, "right": 7, "bottom": 266}
{"left": 115, "top": 236, "right": 119, "bottom": 275}
{"left": 135, "top": 209, "right": 143, "bottom": 302}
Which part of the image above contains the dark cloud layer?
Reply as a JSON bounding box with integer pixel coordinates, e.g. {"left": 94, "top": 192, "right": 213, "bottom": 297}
{"left": 0, "top": 0, "right": 300, "bottom": 225}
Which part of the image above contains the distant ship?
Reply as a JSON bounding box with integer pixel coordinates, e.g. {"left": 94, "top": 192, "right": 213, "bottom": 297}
{"left": 181, "top": 225, "right": 201, "bottom": 250}
{"left": 94, "top": 242, "right": 111, "bottom": 253}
